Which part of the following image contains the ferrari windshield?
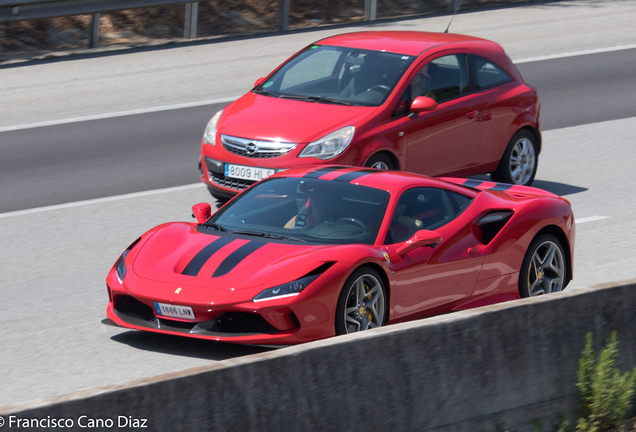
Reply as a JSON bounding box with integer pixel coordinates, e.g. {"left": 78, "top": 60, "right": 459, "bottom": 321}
{"left": 206, "top": 177, "right": 390, "bottom": 245}
{"left": 253, "top": 45, "right": 414, "bottom": 107}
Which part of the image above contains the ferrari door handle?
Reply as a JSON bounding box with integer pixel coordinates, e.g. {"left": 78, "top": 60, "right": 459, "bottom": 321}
{"left": 467, "top": 245, "right": 481, "bottom": 255}
{"left": 466, "top": 110, "right": 479, "bottom": 118}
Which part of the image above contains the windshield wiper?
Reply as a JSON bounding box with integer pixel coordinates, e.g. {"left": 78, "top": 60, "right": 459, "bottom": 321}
{"left": 278, "top": 94, "right": 352, "bottom": 106}
{"left": 264, "top": 233, "right": 307, "bottom": 242}
{"left": 203, "top": 222, "right": 231, "bottom": 232}
{"left": 252, "top": 88, "right": 279, "bottom": 98}
{"left": 233, "top": 230, "right": 306, "bottom": 242}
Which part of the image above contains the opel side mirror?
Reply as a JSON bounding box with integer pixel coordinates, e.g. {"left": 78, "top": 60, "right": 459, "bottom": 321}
{"left": 409, "top": 96, "right": 438, "bottom": 118}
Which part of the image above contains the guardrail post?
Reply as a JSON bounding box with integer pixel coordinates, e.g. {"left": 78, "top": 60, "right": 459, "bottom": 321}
{"left": 278, "top": 0, "right": 289, "bottom": 31}
{"left": 184, "top": 2, "right": 198, "bottom": 39}
{"left": 364, "top": 0, "right": 377, "bottom": 21}
{"left": 89, "top": 13, "right": 100, "bottom": 48}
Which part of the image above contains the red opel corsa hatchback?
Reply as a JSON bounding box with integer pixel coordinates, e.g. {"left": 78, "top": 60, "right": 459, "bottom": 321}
{"left": 199, "top": 31, "right": 541, "bottom": 200}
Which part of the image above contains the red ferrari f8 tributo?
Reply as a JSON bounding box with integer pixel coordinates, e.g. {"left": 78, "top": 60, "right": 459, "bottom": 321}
{"left": 107, "top": 166, "right": 574, "bottom": 345}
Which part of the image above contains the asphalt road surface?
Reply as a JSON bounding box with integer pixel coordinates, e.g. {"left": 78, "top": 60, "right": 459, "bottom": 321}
{"left": 0, "top": 49, "right": 635, "bottom": 213}
{"left": 0, "top": 0, "right": 635, "bottom": 409}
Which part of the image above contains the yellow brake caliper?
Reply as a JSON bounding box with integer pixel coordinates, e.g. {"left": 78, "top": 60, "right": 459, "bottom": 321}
{"left": 365, "top": 282, "right": 373, "bottom": 321}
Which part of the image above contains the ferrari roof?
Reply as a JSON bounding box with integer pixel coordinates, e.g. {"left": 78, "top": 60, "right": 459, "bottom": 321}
{"left": 316, "top": 31, "right": 491, "bottom": 57}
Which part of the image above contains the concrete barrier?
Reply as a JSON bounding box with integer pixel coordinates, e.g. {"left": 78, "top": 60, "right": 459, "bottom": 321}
{"left": 2, "top": 280, "right": 636, "bottom": 432}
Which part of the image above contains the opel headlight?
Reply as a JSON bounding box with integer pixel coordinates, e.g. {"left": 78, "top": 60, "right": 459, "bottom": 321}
{"left": 203, "top": 109, "right": 224, "bottom": 146}
{"left": 298, "top": 126, "right": 355, "bottom": 160}
{"left": 252, "top": 275, "right": 319, "bottom": 302}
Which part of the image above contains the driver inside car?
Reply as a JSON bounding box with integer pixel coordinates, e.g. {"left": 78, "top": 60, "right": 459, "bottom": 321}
{"left": 409, "top": 63, "right": 437, "bottom": 101}
{"left": 387, "top": 203, "right": 424, "bottom": 244}
{"left": 285, "top": 195, "right": 334, "bottom": 229}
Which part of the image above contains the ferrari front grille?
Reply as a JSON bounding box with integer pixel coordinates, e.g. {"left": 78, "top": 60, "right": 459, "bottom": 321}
{"left": 208, "top": 171, "right": 256, "bottom": 191}
{"left": 114, "top": 295, "right": 155, "bottom": 322}
{"left": 158, "top": 318, "right": 197, "bottom": 330}
{"left": 221, "top": 135, "right": 296, "bottom": 159}
{"left": 114, "top": 300, "right": 281, "bottom": 337}
{"left": 212, "top": 312, "right": 278, "bottom": 334}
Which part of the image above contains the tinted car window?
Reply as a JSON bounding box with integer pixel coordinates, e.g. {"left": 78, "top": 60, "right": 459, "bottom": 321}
{"left": 208, "top": 177, "right": 390, "bottom": 245}
{"left": 406, "top": 54, "right": 468, "bottom": 104}
{"left": 254, "top": 45, "right": 415, "bottom": 107}
{"left": 280, "top": 48, "right": 342, "bottom": 89}
{"left": 473, "top": 55, "right": 513, "bottom": 90}
{"left": 385, "top": 187, "right": 471, "bottom": 244}
{"left": 446, "top": 190, "right": 473, "bottom": 214}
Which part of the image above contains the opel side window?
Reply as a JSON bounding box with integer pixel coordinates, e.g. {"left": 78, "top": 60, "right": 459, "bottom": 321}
{"left": 473, "top": 56, "right": 513, "bottom": 90}
{"left": 408, "top": 55, "right": 468, "bottom": 104}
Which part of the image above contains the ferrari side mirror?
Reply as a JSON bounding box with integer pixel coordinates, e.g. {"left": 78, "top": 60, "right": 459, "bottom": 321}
{"left": 192, "top": 203, "right": 212, "bottom": 224}
{"left": 397, "top": 230, "right": 442, "bottom": 256}
{"left": 254, "top": 77, "right": 265, "bottom": 87}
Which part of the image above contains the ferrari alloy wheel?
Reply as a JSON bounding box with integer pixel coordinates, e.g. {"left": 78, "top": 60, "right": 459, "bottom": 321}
{"left": 519, "top": 234, "right": 567, "bottom": 298}
{"left": 492, "top": 130, "right": 538, "bottom": 186}
{"left": 365, "top": 153, "right": 395, "bottom": 171}
{"left": 336, "top": 267, "right": 387, "bottom": 335}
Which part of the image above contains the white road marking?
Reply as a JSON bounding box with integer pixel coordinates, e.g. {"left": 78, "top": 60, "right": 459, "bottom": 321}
{"left": 0, "top": 97, "right": 239, "bottom": 133}
{"left": 1, "top": 45, "right": 634, "bottom": 134}
{"left": 513, "top": 44, "right": 636, "bottom": 64}
{"left": 576, "top": 216, "right": 609, "bottom": 224}
{"left": 0, "top": 183, "right": 205, "bottom": 219}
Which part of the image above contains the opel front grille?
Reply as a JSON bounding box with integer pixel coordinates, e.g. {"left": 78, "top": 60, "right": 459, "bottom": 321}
{"left": 221, "top": 135, "right": 297, "bottom": 159}
{"left": 209, "top": 171, "right": 256, "bottom": 191}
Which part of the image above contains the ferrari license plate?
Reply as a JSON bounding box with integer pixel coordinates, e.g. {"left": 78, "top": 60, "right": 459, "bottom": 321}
{"left": 225, "top": 164, "right": 275, "bottom": 181}
{"left": 154, "top": 303, "right": 195, "bottom": 320}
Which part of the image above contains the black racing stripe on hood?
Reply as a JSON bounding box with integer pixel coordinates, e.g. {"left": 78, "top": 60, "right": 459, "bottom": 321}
{"left": 182, "top": 237, "right": 234, "bottom": 276}
{"left": 332, "top": 169, "right": 378, "bottom": 183}
{"left": 489, "top": 183, "right": 513, "bottom": 191}
{"left": 212, "top": 241, "right": 266, "bottom": 278}
{"left": 462, "top": 179, "right": 483, "bottom": 188}
{"left": 302, "top": 166, "right": 348, "bottom": 178}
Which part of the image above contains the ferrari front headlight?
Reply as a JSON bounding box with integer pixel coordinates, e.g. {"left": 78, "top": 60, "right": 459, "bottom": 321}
{"left": 252, "top": 275, "right": 319, "bottom": 302}
{"left": 115, "top": 250, "right": 130, "bottom": 284}
{"left": 298, "top": 126, "right": 355, "bottom": 160}
{"left": 203, "top": 109, "right": 224, "bottom": 146}
{"left": 115, "top": 237, "right": 141, "bottom": 284}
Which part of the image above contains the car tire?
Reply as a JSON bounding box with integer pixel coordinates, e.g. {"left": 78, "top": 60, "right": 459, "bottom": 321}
{"left": 335, "top": 267, "right": 387, "bottom": 335}
{"left": 365, "top": 153, "right": 395, "bottom": 170}
{"left": 492, "top": 129, "right": 538, "bottom": 186}
{"left": 519, "top": 234, "right": 568, "bottom": 298}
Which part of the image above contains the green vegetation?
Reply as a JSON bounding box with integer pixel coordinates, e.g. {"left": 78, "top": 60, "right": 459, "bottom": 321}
{"left": 563, "top": 332, "right": 636, "bottom": 432}
{"left": 508, "top": 332, "right": 636, "bottom": 432}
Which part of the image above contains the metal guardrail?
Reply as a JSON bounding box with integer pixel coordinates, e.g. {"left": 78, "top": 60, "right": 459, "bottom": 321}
{"left": 0, "top": 0, "right": 195, "bottom": 22}
{"left": 0, "top": 0, "right": 460, "bottom": 49}
{"left": 1, "top": 0, "right": 220, "bottom": 48}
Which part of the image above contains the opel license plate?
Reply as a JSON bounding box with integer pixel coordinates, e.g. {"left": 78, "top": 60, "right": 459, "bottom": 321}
{"left": 225, "top": 164, "right": 275, "bottom": 181}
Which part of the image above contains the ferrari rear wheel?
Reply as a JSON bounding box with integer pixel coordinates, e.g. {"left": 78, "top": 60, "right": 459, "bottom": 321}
{"left": 519, "top": 234, "right": 567, "bottom": 298}
{"left": 336, "top": 267, "right": 387, "bottom": 335}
